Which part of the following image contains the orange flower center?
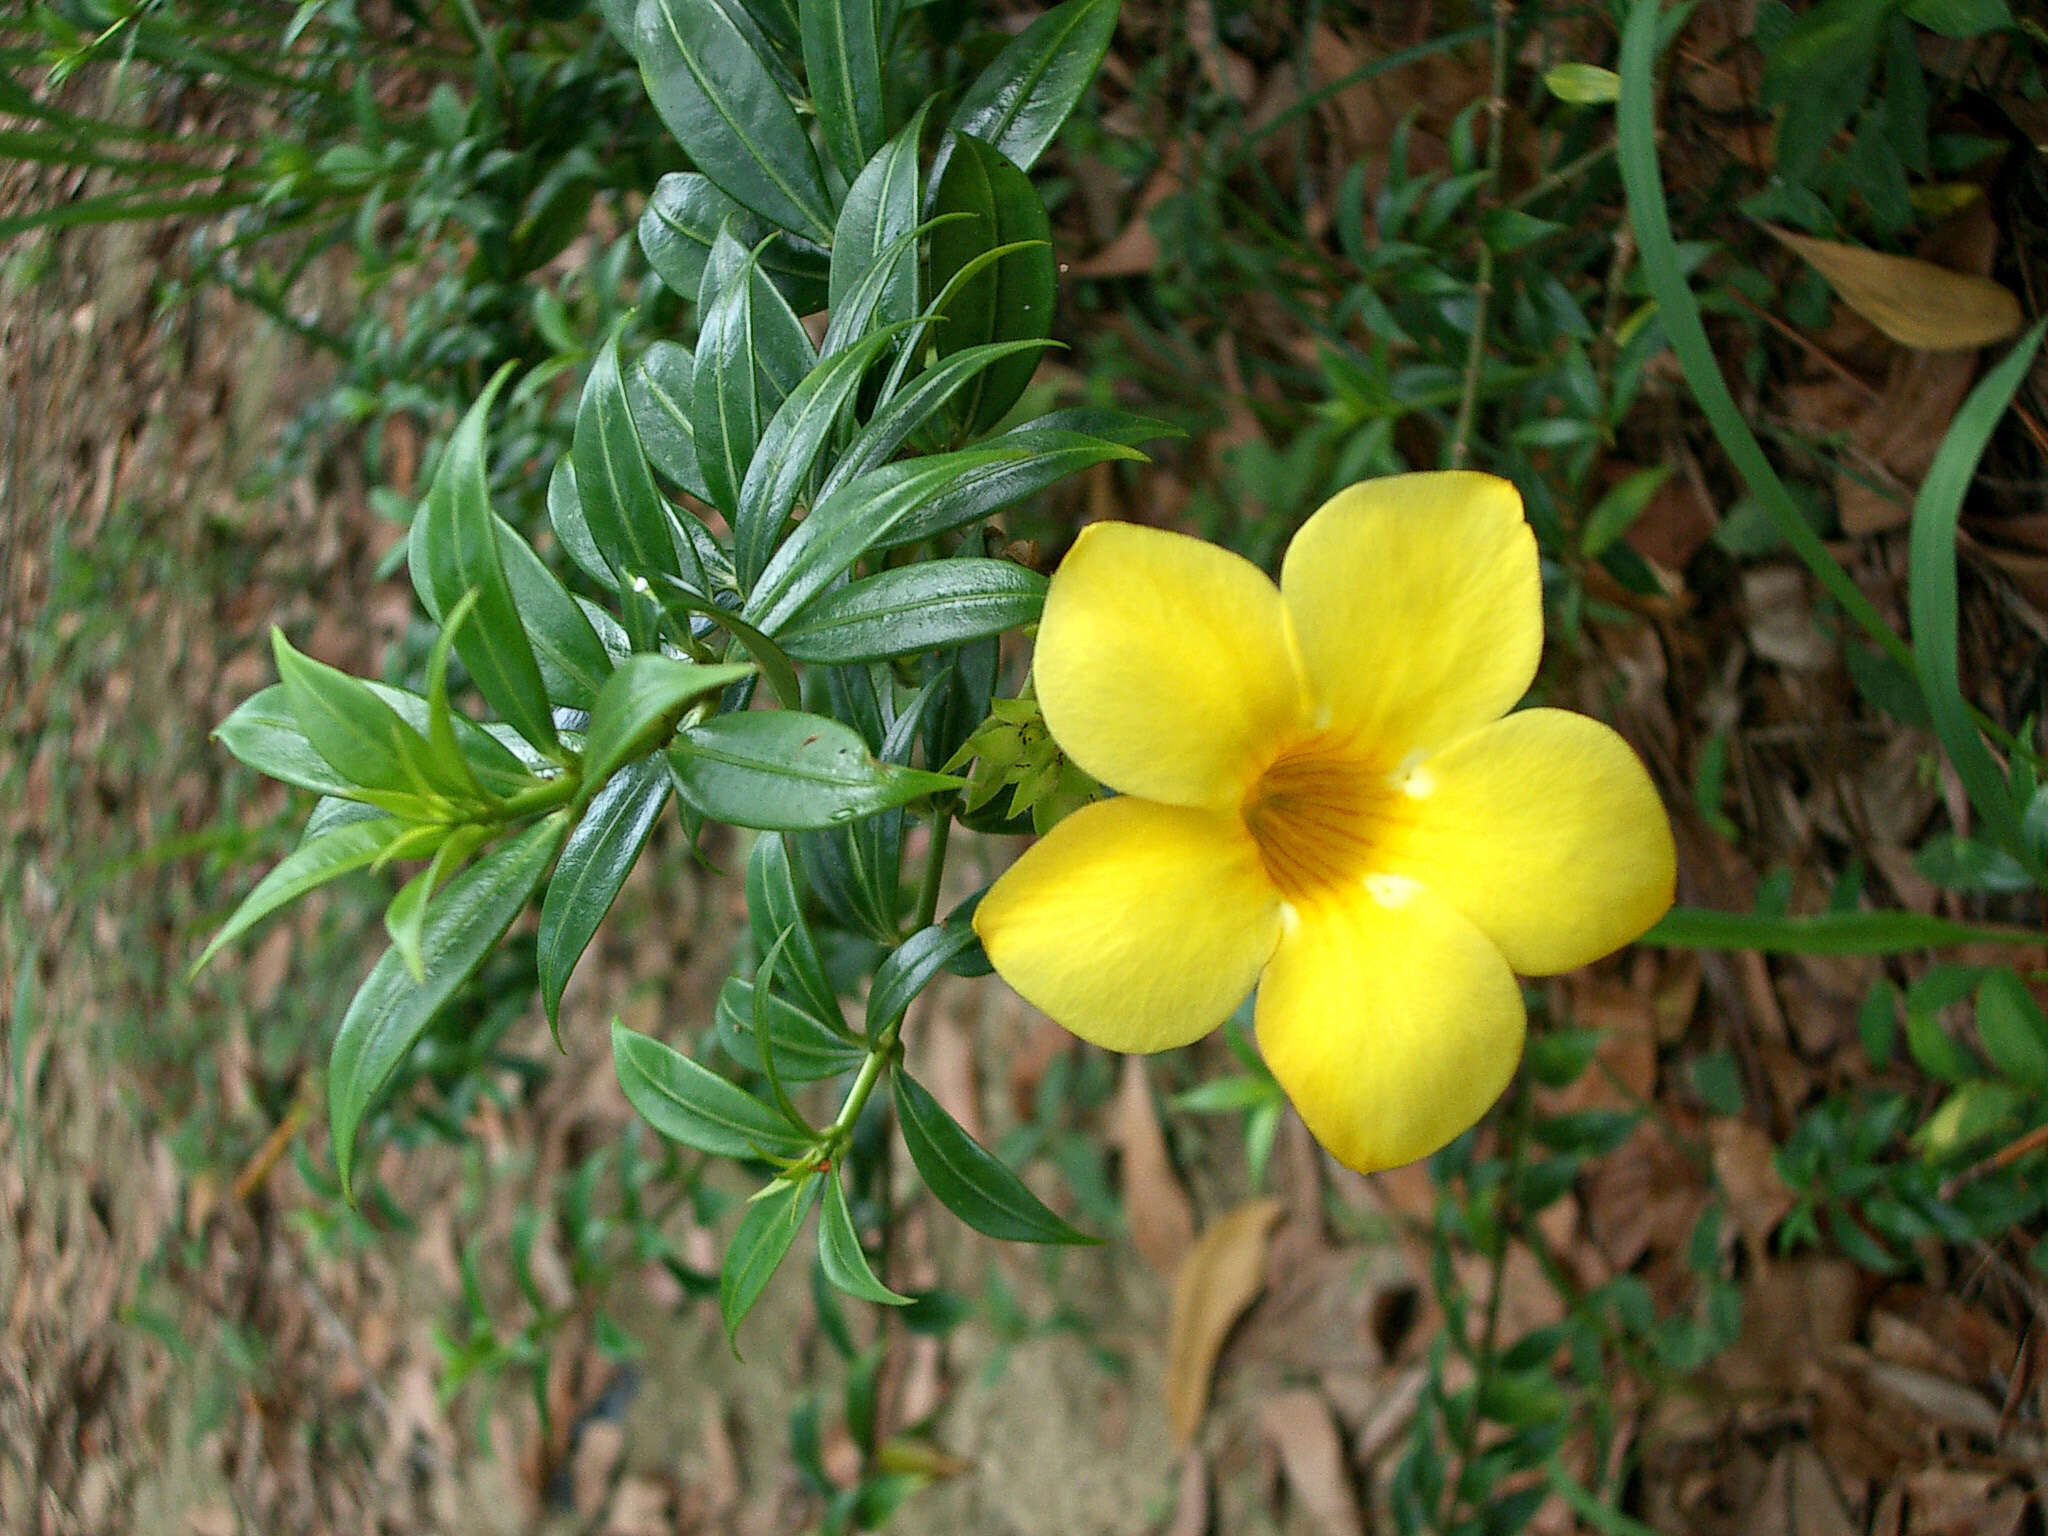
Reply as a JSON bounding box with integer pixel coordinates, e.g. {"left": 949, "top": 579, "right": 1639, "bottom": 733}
{"left": 1241, "top": 732, "right": 1417, "bottom": 904}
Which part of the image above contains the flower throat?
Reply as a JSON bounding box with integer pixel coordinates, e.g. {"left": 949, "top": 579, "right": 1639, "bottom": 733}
{"left": 1240, "top": 732, "right": 1411, "bottom": 902}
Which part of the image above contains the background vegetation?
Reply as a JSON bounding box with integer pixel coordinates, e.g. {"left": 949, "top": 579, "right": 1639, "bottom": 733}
{"left": 4, "top": 0, "right": 2047, "bottom": 1532}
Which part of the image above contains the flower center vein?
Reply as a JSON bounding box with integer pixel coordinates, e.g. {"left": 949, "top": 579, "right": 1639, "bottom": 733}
{"left": 1241, "top": 733, "right": 1406, "bottom": 903}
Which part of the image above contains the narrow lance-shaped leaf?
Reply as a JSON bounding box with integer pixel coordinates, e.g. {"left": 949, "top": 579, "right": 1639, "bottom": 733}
{"left": 408, "top": 364, "right": 558, "bottom": 754}
{"left": 272, "top": 630, "right": 475, "bottom": 805}
{"left": 633, "top": 0, "right": 834, "bottom": 242}
{"left": 827, "top": 103, "right": 931, "bottom": 337}
{"left": 611, "top": 1019, "right": 811, "bottom": 1158}
{"left": 626, "top": 339, "right": 714, "bottom": 504}
{"left": 819, "top": 1171, "right": 911, "bottom": 1305}
{"left": 892, "top": 1068, "right": 1096, "bottom": 1244}
{"left": 638, "top": 171, "right": 830, "bottom": 313}
{"left": 927, "top": 132, "right": 1057, "bottom": 435}
{"left": 331, "top": 815, "right": 566, "bottom": 1198}
{"left": 779, "top": 559, "right": 1046, "bottom": 664}
{"left": 720, "top": 1174, "right": 821, "bottom": 1347}
{"left": 949, "top": 0, "right": 1119, "bottom": 173}
{"left": 191, "top": 817, "right": 407, "bottom": 976}
{"left": 693, "top": 225, "right": 817, "bottom": 518}
{"left": 667, "top": 711, "right": 958, "bottom": 831}
{"left": 800, "top": 0, "right": 884, "bottom": 180}
{"left": 745, "top": 832, "right": 842, "bottom": 1025}
{"left": 817, "top": 339, "right": 1055, "bottom": 497}
{"left": 716, "top": 977, "right": 865, "bottom": 1080}
{"left": 490, "top": 515, "right": 614, "bottom": 712}
{"left": 578, "top": 654, "right": 757, "bottom": 790}
{"left": 648, "top": 576, "right": 803, "bottom": 713}
{"left": 539, "top": 756, "right": 671, "bottom": 1036}
{"left": 574, "top": 328, "right": 704, "bottom": 595}
{"left": 866, "top": 921, "right": 980, "bottom": 1038}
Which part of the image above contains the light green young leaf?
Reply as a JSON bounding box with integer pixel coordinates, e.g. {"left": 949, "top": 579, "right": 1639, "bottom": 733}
{"left": 819, "top": 1172, "right": 911, "bottom": 1304}
{"left": 719, "top": 1174, "right": 820, "bottom": 1346}
{"left": 578, "top": 654, "right": 756, "bottom": 790}
{"left": 191, "top": 817, "right": 408, "bottom": 976}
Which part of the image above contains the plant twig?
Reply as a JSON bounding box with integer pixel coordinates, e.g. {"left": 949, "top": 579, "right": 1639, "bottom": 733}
{"left": 1448, "top": 0, "right": 1514, "bottom": 469}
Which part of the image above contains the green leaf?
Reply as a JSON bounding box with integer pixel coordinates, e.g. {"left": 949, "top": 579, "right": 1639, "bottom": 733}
{"left": 1645, "top": 905, "right": 2034, "bottom": 954}
{"left": 548, "top": 459, "right": 618, "bottom": 595}
{"left": 816, "top": 339, "right": 1057, "bottom": 495}
{"left": 365, "top": 680, "right": 538, "bottom": 798}
{"left": 613, "top": 1019, "right": 810, "bottom": 1158}
{"left": 1579, "top": 465, "right": 1671, "bottom": 558}
{"left": 626, "top": 340, "right": 715, "bottom": 505}
{"left": 638, "top": 171, "right": 830, "bottom": 312}
{"left": 1975, "top": 970, "right": 2048, "bottom": 1088}
{"left": 716, "top": 976, "right": 865, "bottom": 1079}
{"left": 827, "top": 103, "right": 929, "bottom": 336}
{"left": 1544, "top": 62, "right": 1620, "bottom": 104}
{"left": 745, "top": 833, "right": 841, "bottom": 1024}
{"left": 872, "top": 427, "right": 1146, "bottom": 550}
{"left": 647, "top": 576, "right": 803, "bottom": 711}
{"left": 490, "top": 516, "right": 615, "bottom": 712}
{"left": 891, "top": 1069, "right": 1095, "bottom": 1244}
{"left": 693, "top": 225, "right": 818, "bottom": 517}
{"left": 408, "top": 367, "right": 559, "bottom": 754}
{"left": 733, "top": 325, "right": 904, "bottom": 590}
{"left": 272, "top": 630, "right": 473, "bottom": 804}
{"left": 216, "top": 686, "right": 387, "bottom": 803}
{"left": 800, "top": 0, "right": 883, "bottom": 180}
{"left": 819, "top": 1171, "right": 911, "bottom": 1304}
{"left": 1906, "top": 1002, "right": 1978, "bottom": 1083}
{"left": 720, "top": 1174, "right": 820, "bottom": 1346}
{"left": 1902, "top": 0, "right": 2010, "bottom": 38}
{"left": 191, "top": 817, "right": 407, "bottom": 976}
{"left": 331, "top": 816, "right": 564, "bottom": 1198}
{"left": 927, "top": 132, "right": 1056, "bottom": 435}
{"left": 579, "top": 654, "right": 756, "bottom": 789}
{"left": 779, "top": 559, "right": 1045, "bottom": 663}
{"left": 574, "top": 329, "right": 702, "bottom": 593}
{"left": 948, "top": 0, "right": 1118, "bottom": 173}
{"left": 866, "top": 921, "right": 979, "bottom": 1036}
{"left": 667, "top": 710, "right": 957, "bottom": 831}
{"left": 633, "top": 0, "right": 834, "bottom": 242}
{"left": 539, "top": 757, "right": 671, "bottom": 1035}
{"left": 1909, "top": 321, "right": 2047, "bottom": 876}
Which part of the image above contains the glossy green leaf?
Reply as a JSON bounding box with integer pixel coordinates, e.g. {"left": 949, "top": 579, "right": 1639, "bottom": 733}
{"left": 272, "top": 630, "right": 472, "bottom": 804}
{"left": 892, "top": 1068, "right": 1095, "bottom": 1244}
{"left": 579, "top": 654, "right": 756, "bottom": 789}
{"left": 800, "top": 0, "right": 883, "bottom": 179}
{"left": 384, "top": 825, "right": 485, "bottom": 985}
{"left": 866, "top": 921, "right": 978, "bottom": 1036}
{"left": 693, "top": 226, "right": 818, "bottom": 516}
{"left": 365, "top": 680, "right": 538, "bottom": 796}
{"left": 574, "top": 329, "right": 702, "bottom": 593}
{"left": 733, "top": 325, "right": 903, "bottom": 589}
{"left": 873, "top": 428, "right": 1145, "bottom": 550}
{"left": 1646, "top": 905, "right": 2035, "bottom": 954}
{"left": 626, "top": 339, "right": 714, "bottom": 504}
{"left": 638, "top": 171, "right": 830, "bottom": 312}
{"left": 216, "top": 686, "right": 380, "bottom": 802}
{"left": 332, "top": 816, "right": 565, "bottom": 1197}
{"left": 779, "top": 559, "right": 1045, "bottom": 663}
{"left": 949, "top": 0, "right": 1118, "bottom": 172}
{"left": 548, "top": 459, "right": 618, "bottom": 595}
{"left": 667, "top": 710, "right": 958, "bottom": 831}
{"left": 633, "top": 0, "right": 833, "bottom": 242}
{"left": 192, "top": 817, "right": 407, "bottom": 976}
{"left": 539, "top": 757, "right": 671, "bottom": 1034}
{"left": 409, "top": 367, "right": 559, "bottom": 754}
{"left": 827, "top": 103, "right": 928, "bottom": 334}
{"left": 745, "top": 833, "right": 841, "bottom": 1024}
{"left": 716, "top": 977, "right": 865, "bottom": 1079}
{"left": 817, "top": 340, "right": 1053, "bottom": 497}
{"left": 819, "top": 1172, "right": 911, "bottom": 1304}
{"left": 611, "top": 1018, "right": 809, "bottom": 1158}
{"left": 1975, "top": 970, "right": 2048, "bottom": 1088}
{"left": 491, "top": 516, "right": 614, "bottom": 712}
{"left": 927, "top": 132, "right": 1056, "bottom": 434}
{"left": 720, "top": 1174, "right": 820, "bottom": 1345}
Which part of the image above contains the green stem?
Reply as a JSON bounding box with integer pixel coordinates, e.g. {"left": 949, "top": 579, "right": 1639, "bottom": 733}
{"left": 1447, "top": 0, "right": 1513, "bottom": 469}
{"left": 910, "top": 807, "right": 953, "bottom": 933}
{"left": 490, "top": 769, "right": 581, "bottom": 823}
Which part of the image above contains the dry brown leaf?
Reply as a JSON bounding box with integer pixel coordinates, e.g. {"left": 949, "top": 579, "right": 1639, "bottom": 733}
{"left": 1766, "top": 225, "right": 2024, "bottom": 351}
{"left": 1109, "top": 1056, "right": 1196, "bottom": 1275}
{"left": 1257, "top": 1390, "right": 1365, "bottom": 1536}
{"left": 1164, "top": 1197, "right": 1284, "bottom": 1448}
{"left": 1709, "top": 1116, "right": 1796, "bottom": 1256}
{"left": 1743, "top": 1443, "right": 1859, "bottom": 1536}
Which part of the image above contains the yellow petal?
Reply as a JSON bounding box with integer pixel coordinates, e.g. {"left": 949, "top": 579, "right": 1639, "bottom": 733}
{"left": 1281, "top": 473, "right": 1540, "bottom": 758}
{"left": 1381, "top": 709, "right": 1675, "bottom": 975}
{"left": 1035, "top": 522, "right": 1308, "bottom": 808}
{"left": 1256, "top": 887, "right": 1523, "bottom": 1172}
{"left": 976, "top": 796, "right": 1283, "bottom": 1053}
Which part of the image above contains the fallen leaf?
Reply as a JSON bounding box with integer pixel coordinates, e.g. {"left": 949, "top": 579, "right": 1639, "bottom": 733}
{"left": 1165, "top": 1197, "right": 1284, "bottom": 1448}
{"left": 1709, "top": 1116, "right": 1796, "bottom": 1256}
{"left": 1765, "top": 225, "right": 2023, "bottom": 351}
{"left": 1742, "top": 1443, "right": 1858, "bottom": 1536}
{"left": 1257, "top": 1390, "right": 1365, "bottom": 1536}
{"left": 1109, "top": 1056, "right": 1196, "bottom": 1275}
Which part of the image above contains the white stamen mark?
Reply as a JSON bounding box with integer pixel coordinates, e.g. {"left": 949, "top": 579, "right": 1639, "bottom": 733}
{"left": 629, "top": 575, "right": 651, "bottom": 594}
{"left": 1278, "top": 901, "right": 1300, "bottom": 934}
{"left": 1365, "top": 874, "right": 1420, "bottom": 908}
{"left": 1392, "top": 750, "right": 1434, "bottom": 799}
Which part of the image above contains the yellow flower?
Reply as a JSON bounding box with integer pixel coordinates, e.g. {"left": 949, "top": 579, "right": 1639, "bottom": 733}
{"left": 972, "top": 472, "right": 1676, "bottom": 1172}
